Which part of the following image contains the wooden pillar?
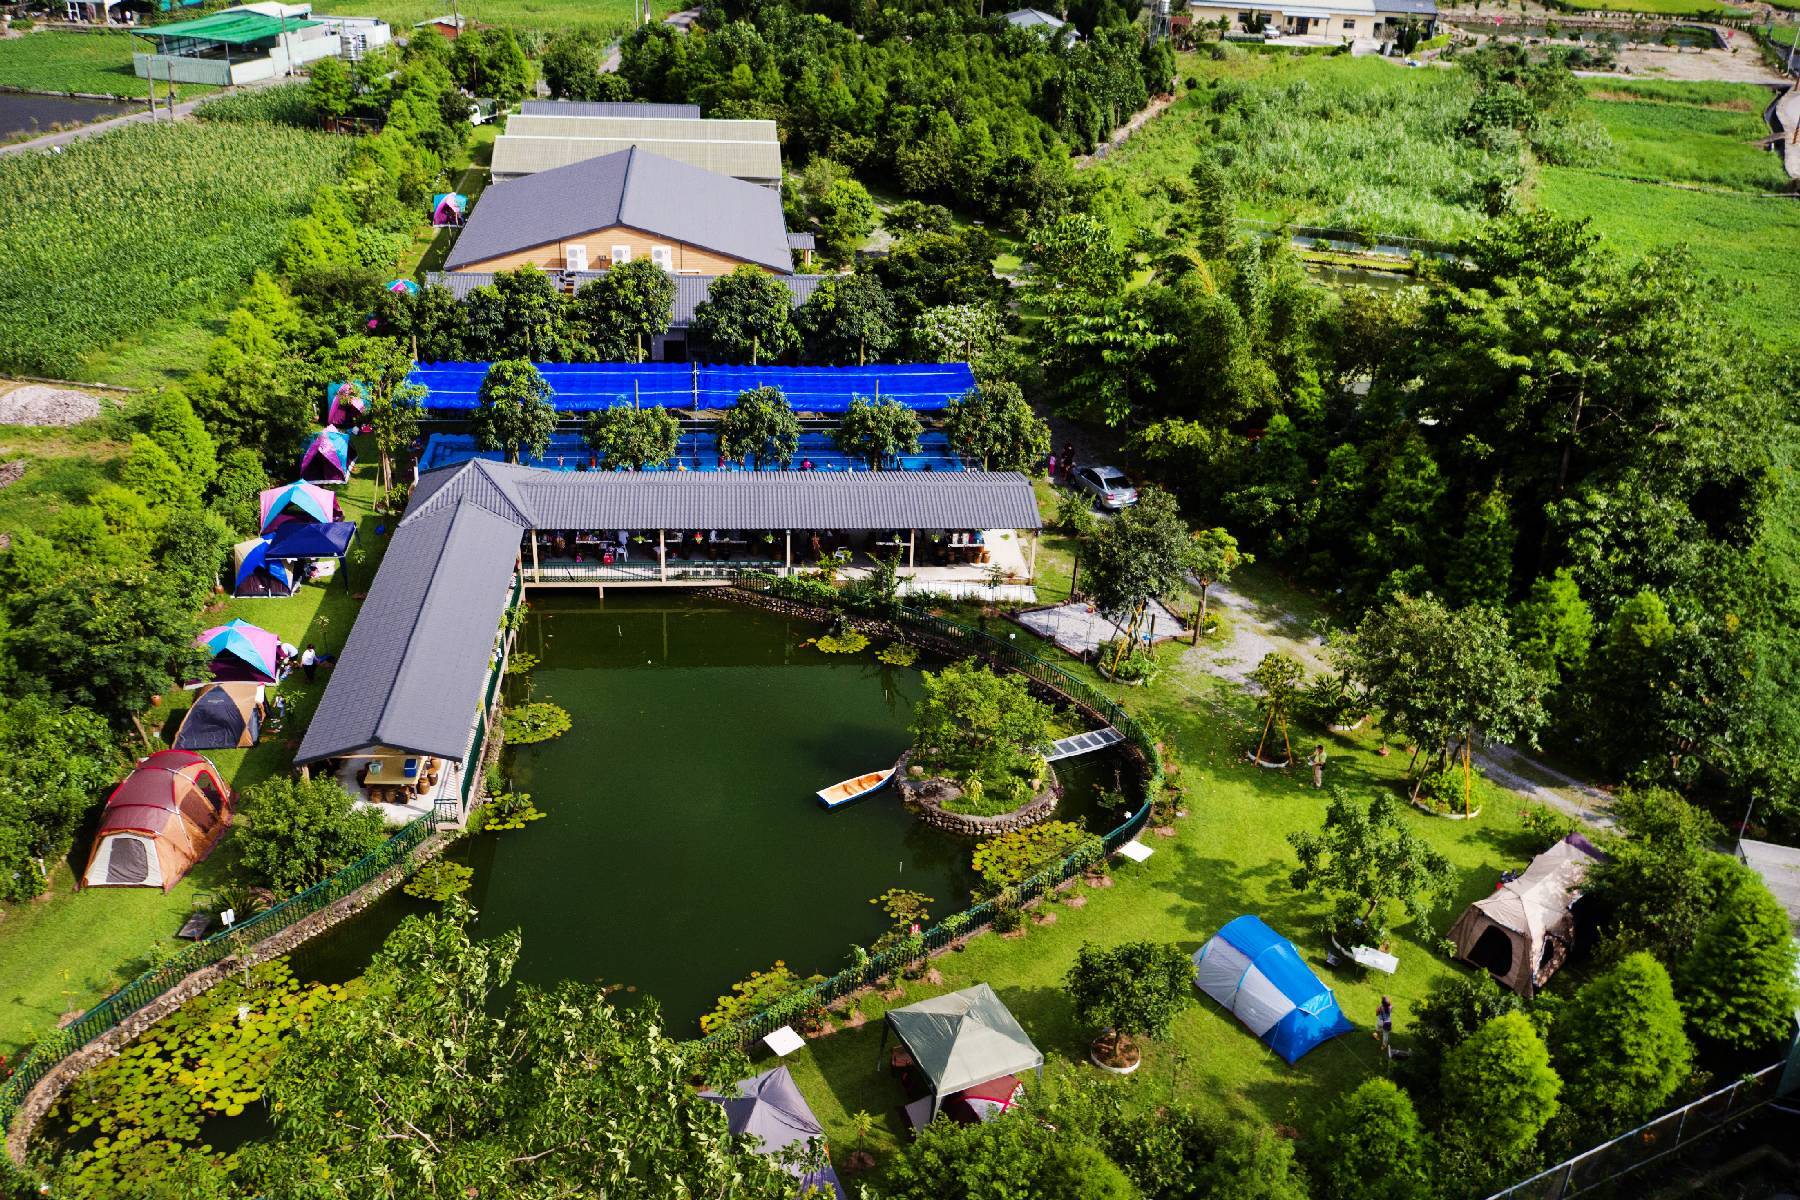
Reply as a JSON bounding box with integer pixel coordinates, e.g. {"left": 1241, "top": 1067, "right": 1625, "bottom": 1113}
{"left": 784, "top": 530, "right": 792, "bottom": 575}
{"left": 658, "top": 529, "right": 668, "bottom": 582}
{"left": 530, "top": 530, "right": 540, "bottom": 581}
{"left": 908, "top": 530, "right": 917, "bottom": 569}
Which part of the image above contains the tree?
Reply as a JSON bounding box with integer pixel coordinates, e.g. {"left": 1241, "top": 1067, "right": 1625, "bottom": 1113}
{"left": 583, "top": 405, "right": 681, "bottom": 470}
{"left": 1100, "top": 1104, "right": 1311, "bottom": 1200}
{"left": 1512, "top": 567, "right": 1593, "bottom": 684}
{"left": 1081, "top": 489, "right": 1198, "bottom": 662}
{"left": 0, "top": 696, "right": 118, "bottom": 902}
{"left": 1678, "top": 859, "right": 1800, "bottom": 1054}
{"left": 1438, "top": 1012, "right": 1561, "bottom": 1179}
{"left": 122, "top": 434, "right": 200, "bottom": 511}
{"left": 306, "top": 55, "right": 352, "bottom": 123}
{"left": 1553, "top": 952, "right": 1692, "bottom": 1138}
{"left": 463, "top": 267, "right": 589, "bottom": 361}
{"left": 910, "top": 304, "right": 1007, "bottom": 369}
{"left": 1286, "top": 790, "right": 1455, "bottom": 947}
{"left": 691, "top": 265, "right": 800, "bottom": 364}
{"left": 1307, "top": 1079, "right": 1428, "bottom": 1200}
{"left": 367, "top": 382, "right": 424, "bottom": 495}
{"left": 1065, "top": 940, "right": 1192, "bottom": 1060}
{"left": 233, "top": 908, "right": 797, "bottom": 1198}
{"left": 234, "top": 775, "right": 389, "bottom": 895}
{"left": 812, "top": 177, "right": 878, "bottom": 267}
{"left": 1185, "top": 157, "right": 1235, "bottom": 260}
{"left": 795, "top": 273, "right": 898, "bottom": 366}
{"left": 8, "top": 566, "right": 208, "bottom": 734}
{"left": 1585, "top": 787, "right": 1723, "bottom": 962}
{"left": 718, "top": 386, "right": 800, "bottom": 468}
{"left": 472, "top": 359, "right": 556, "bottom": 464}
{"left": 1189, "top": 527, "right": 1248, "bottom": 641}
{"left": 1249, "top": 651, "right": 1304, "bottom": 764}
{"left": 1337, "top": 594, "right": 1548, "bottom": 782}
{"left": 1395, "top": 972, "right": 1523, "bottom": 1105}
{"left": 448, "top": 27, "right": 532, "bottom": 104}
{"left": 574, "top": 260, "right": 677, "bottom": 362}
{"left": 1030, "top": 212, "right": 1126, "bottom": 298}
{"left": 134, "top": 389, "right": 219, "bottom": 492}
{"left": 208, "top": 447, "right": 268, "bottom": 535}
{"left": 832, "top": 395, "right": 922, "bottom": 469}
{"left": 942, "top": 382, "right": 1050, "bottom": 473}
{"left": 909, "top": 660, "right": 1053, "bottom": 782}
{"left": 541, "top": 29, "right": 613, "bottom": 100}
{"left": 877, "top": 1107, "right": 1134, "bottom": 1200}
{"left": 153, "top": 507, "right": 233, "bottom": 611}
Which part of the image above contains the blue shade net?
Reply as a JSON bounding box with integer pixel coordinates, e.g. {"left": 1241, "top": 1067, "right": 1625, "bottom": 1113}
{"left": 407, "top": 362, "right": 977, "bottom": 414}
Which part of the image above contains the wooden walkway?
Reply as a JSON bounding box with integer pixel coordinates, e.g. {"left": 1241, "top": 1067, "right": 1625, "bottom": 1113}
{"left": 1043, "top": 728, "right": 1124, "bottom": 761}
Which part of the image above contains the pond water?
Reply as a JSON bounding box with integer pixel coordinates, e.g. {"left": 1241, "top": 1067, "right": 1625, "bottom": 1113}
{"left": 289, "top": 591, "right": 1133, "bottom": 1024}
{"left": 0, "top": 92, "right": 134, "bottom": 140}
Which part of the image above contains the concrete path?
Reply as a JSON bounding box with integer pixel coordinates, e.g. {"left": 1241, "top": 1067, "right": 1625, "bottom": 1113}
{"left": 1771, "top": 82, "right": 1800, "bottom": 181}
{"left": 0, "top": 88, "right": 223, "bottom": 156}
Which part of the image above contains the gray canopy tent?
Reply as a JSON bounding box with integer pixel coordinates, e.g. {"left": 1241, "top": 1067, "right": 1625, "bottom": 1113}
{"left": 880, "top": 983, "right": 1044, "bottom": 1120}
{"left": 701, "top": 1066, "right": 844, "bottom": 1199}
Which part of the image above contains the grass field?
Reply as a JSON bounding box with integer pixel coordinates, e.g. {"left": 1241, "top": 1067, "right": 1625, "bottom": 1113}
{"left": 1553, "top": 0, "right": 1757, "bottom": 14}
{"left": 1579, "top": 79, "right": 1790, "bottom": 193}
{"left": 310, "top": 0, "right": 646, "bottom": 32}
{"left": 0, "top": 431, "right": 388, "bottom": 1060}
{"left": 1101, "top": 52, "right": 1494, "bottom": 242}
{"left": 0, "top": 30, "right": 215, "bottom": 100}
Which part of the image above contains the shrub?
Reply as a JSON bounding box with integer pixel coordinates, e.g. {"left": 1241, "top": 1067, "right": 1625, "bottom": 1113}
{"left": 1517, "top": 802, "right": 1577, "bottom": 852}
{"left": 235, "top": 776, "right": 388, "bottom": 895}
{"left": 1553, "top": 952, "right": 1691, "bottom": 1139}
{"left": 1439, "top": 1012, "right": 1561, "bottom": 1179}
{"left": 500, "top": 701, "right": 571, "bottom": 744}
{"left": 1679, "top": 859, "right": 1800, "bottom": 1055}
{"left": 1096, "top": 640, "right": 1161, "bottom": 683}
{"left": 1309, "top": 1078, "right": 1428, "bottom": 1200}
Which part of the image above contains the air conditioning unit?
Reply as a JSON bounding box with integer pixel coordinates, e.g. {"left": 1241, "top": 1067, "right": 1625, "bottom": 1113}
{"left": 611, "top": 245, "right": 632, "bottom": 265}
{"left": 565, "top": 244, "right": 589, "bottom": 272}
{"left": 651, "top": 246, "right": 673, "bottom": 271}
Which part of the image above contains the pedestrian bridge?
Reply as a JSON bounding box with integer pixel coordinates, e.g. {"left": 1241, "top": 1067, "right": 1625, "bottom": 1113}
{"left": 1043, "top": 728, "right": 1124, "bottom": 761}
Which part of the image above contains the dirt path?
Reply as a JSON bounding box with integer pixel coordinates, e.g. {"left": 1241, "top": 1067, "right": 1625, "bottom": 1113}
{"left": 1180, "top": 577, "right": 1614, "bottom": 829}
{"left": 1076, "top": 92, "right": 1177, "bottom": 166}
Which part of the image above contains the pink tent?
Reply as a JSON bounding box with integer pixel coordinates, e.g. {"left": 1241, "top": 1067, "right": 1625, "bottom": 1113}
{"left": 300, "top": 429, "right": 354, "bottom": 484}
{"left": 259, "top": 481, "right": 342, "bottom": 534}
{"left": 326, "top": 382, "right": 367, "bottom": 428}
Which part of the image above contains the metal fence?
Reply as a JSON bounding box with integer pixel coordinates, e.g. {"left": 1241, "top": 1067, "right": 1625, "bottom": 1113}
{"left": 0, "top": 812, "right": 437, "bottom": 1136}
{"left": 1486, "top": 1062, "right": 1787, "bottom": 1200}
{"left": 690, "top": 580, "right": 1164, "bottom": 1053}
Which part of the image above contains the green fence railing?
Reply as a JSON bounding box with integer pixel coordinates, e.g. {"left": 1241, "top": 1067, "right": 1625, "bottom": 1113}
{"left": 0, "top": 812, "right": 437, "bottom": 1138}
{"left": 691, "top": 580, "right": 1165, "bottom": 1053}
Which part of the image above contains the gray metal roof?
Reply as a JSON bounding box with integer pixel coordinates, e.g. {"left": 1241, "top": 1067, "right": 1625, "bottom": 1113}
{"left": 445, "top": 147, "right": 794, "bottom": 273}
{"left": 786, "top": 232, "right": 816, "bottom": 251}
{"left": 520, "top": 100, "right": 703, "bottom": 119}
{"left": 489, "top": 118, "right": 784, "bottom": 185}
{"left": 294, "top": 502, "right": 522, "bottom": 764}
{"left": 1003, "top": 8, "right": 1066, "bottom": 27}
{"left": 424, "top": 270, "right": 828, "bottom": 328}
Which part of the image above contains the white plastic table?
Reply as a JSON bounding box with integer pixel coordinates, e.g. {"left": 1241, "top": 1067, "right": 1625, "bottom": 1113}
{"left": 763, "top": 1025, "right": 806, "bottom": 1057}
{"left": 1115, "top": 841, "right": 1154, "bottom": 864}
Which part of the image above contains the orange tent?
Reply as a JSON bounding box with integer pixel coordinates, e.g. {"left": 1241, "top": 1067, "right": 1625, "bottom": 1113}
{"left": 82, "top": 750, "right": 234, "bottom": 891}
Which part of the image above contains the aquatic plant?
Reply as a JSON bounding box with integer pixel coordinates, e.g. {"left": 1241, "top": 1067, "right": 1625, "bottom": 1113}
{"left": 500, "top": 701, "right": 571, "bottom": 744}
{"left": 475, "top": 790, "right": 546, "bottom": 832}
{"left": 876, "top": 642, "right": 918, "bottom": 667}
{"left": 814, "top": 629, "right": 870, "bottom": 654}
{"left": 404, "top": 860, "right": 475, "bottom": 902}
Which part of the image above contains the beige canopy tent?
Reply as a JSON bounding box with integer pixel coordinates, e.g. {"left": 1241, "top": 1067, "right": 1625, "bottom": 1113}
{"left": 881, "top": 983, "right": 1043, "bottom": 1121}
{"left": 1448, "top": 835, "right": 1604, "bottom": 997}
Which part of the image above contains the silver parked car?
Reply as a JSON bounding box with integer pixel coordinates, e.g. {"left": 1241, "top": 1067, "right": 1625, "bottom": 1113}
{"left": 1072, "top": 464, "right": 1138, "bottom": 510}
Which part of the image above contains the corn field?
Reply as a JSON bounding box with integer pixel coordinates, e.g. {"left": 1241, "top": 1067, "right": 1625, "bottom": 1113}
{"left": 0, "top": 122, "right": 352, "bottom": 378}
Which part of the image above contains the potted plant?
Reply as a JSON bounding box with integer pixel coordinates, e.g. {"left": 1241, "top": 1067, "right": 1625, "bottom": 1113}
{"left": 1065, "top": 940, "right": 1194, "bottom": 1074}
{"left": 1304, "top": 672, "right": 1369, "bottom": 732}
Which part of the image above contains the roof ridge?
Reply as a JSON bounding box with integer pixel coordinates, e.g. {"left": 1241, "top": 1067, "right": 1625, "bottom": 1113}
{"left": 367, "top": 506, "right": 463, "bottom": 745}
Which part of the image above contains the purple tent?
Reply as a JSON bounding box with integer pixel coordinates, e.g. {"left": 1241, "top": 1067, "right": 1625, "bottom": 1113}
{"left": 701, "top": 1067, "right": 844, "bottom": 1199}
{"left": 300, "top": 429, "right": 354, "bottom": 484}
{"left": 326, "top": 381, "right": 367, "bottom": 427}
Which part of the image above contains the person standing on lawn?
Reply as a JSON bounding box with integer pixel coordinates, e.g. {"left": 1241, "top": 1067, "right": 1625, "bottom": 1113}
{"left": 1309, "top": 743, "right": 1327, "bottom": 788}
{"left": 301, "top": 643, "right": 318, "bottom": 683}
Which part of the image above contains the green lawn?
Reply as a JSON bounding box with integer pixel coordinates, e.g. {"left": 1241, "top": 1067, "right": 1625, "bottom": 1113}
{"left": 0, "top": 435, "right": 389, "bottom": 1060}
{"left": 310, "top": 0, "right": 647, "bottom": 32}
{"left": 1553, "top": 0, "right": 1753, "bottom": 14}
{"left": 1532, "top": 167, "right": 1800, "bottom": 350}
{"left": 1579, "top": 81, "right": 1790, "bottom": 194}
{"left": 780, "top": 537, "right": 1539, "bottom": 1181}
{"left": 0, "top": 30, "right": 215, "bottom": 100}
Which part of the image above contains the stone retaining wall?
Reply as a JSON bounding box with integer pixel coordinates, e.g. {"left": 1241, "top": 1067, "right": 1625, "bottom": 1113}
{"left": 899, "top": 773, "right": 1061, "bottom": 835}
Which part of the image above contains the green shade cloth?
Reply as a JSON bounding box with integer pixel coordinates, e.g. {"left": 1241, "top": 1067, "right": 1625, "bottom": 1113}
{"left": 143, "top": 10, "right": 319, "bottom": 44}
{"left": 886, "top": 983, "right": 1044, "bottom": 1115}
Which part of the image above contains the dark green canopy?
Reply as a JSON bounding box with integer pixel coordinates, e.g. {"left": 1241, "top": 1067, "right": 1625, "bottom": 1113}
{"left": 884, "top": 983, "right": 1043, "bottom": 1117}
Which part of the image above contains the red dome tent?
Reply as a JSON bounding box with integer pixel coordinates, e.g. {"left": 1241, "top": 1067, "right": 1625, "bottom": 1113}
{"left": 82, "top": 750, "right": 234, "bottom": 891}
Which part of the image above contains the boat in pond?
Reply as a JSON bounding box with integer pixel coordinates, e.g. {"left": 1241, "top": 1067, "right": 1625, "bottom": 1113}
{"left": 817, "top": 768, "right": 894, "bottom": 809}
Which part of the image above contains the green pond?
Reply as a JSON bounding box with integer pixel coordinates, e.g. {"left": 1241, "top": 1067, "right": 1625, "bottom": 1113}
{"left": 289, "top": 592, "right": 1133, "bottom": 1024}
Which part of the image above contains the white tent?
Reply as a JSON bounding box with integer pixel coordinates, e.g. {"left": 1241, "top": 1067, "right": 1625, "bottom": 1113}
{"left": 1192, "top": 915, "right": 1353, "bottom": 1063}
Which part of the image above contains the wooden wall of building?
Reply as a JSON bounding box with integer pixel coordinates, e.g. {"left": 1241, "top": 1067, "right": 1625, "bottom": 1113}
{"left": 452, "top": 224, "right": 780, "bottom": 276}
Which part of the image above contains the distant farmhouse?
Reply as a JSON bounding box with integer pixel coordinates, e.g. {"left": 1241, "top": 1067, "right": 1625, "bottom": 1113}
{"left": 489, "top": 101, "right": 783, "bottom": 187}
{"left": 1181, "top": 0, "right": 1436, "bottom": 41}
{"left": 133, "top": 2, "right": 389, "bottom": 86}
{"left": 1001, "top": 8, "right": 1075, "bottom": 38}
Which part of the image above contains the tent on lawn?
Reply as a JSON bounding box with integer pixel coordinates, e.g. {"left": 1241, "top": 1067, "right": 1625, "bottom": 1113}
{"left": 232, "top": 537, "right": 295, "bottom": 598}
{"left": 701, "top": 1066, "right": 844, "bottom": 1199}
{"left": 432, "top": 191, "right": 467, "bottom": 226}
{"left": 266, "top": 520, "right": 357, "bottom": 561}
{"left": 173, "top": 683, "right": 263, "bottom": 750}
{"left": 1448, "top": 834, "right": 1605, "bottom": 997}
{"left": 259, "top": 481, "right": 342, "bottom": 534}
{"left": 882, "top": 983, "right": 1044, "bottom": 1121}
{"left": 300, "top": 428, "right": 354, "bottom": 484}
{"left": 197, "top": 619, "right": 281, "bottom": 685}
{"left": 1192, "top": 915, "right": 1354, "bottom": 1064}
{"left": 82, "top": 749, "right": 233, "bottom": 890}
{"left": 327, "top": 381, "right": 368, "bottom": 427}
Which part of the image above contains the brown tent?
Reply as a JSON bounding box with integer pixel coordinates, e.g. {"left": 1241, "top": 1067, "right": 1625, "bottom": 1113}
{"left": 172, "top": 683, "right": 264, "bottom": 750}
{"left": 82, "top": 750, "right": 234, "bottom": 891}
{"left": 1448, "top": 835, "right": 1604, "bottom": 997}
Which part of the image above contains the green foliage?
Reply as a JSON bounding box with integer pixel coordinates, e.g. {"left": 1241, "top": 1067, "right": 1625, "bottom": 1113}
{"left": 1099, "top": 1103, "right": 1312, "bottom": 1200}
{"left": 877, "top": 642, "right": 919, "bottom": 667}
{"left": 1411, "top": 763, "right": 1485, "bottom": 815}
{"left": 473, "top": 359, "right": 557, "bottom": 464}
{"left": 121, "top": 435, "right": 197, "bottom": 512}
{"left": 1286, "top": 790, "right": 1455, "bottom": 946}
{"left": 500, "top": 701, "right": 572, "bottom": 744}
{"left": 573, "top": 259, "right": 677, "bottom": 362}
{"left": 1394, "top": 972, "right": 1523, "bottom": 1106}
{"left": 910, "top": 660, "right": 1054, "bottom": 796}
{"left": 944, "top": 381, "right": 1051, "bottom": 474}
{"left": 832, "top": 395, "right": 923, "bottom": 469}
{"left": 718, "top": 385, "right": 801, "bottom": 468}
{"left": 971, "top": 821, "right": 1100, "bottom": 892}
{"left": 505, "top": 651, "right": 541, "bottom": 677}
{"left": 1096, "top": 641, "right": 1160, "bottom": 684}
{"left": 691, "top": 265, "right": 801, "bottom": 364}
{"left": 812, "top": 176, "right": 879, "bottom": 268}
{"left": 1586, "top": 787, "right": 1724, "bottom": 962}
{"left": 879, "top": 1107, "right": 1136, "bottom": 1200}
{"left": 1439, "top": 1012, "right": 1562, "bottom": 1180}
{"left": 464, "top": 268, "right": 592, "bottom": 362}
{"left": 1512, "top": 567, "right": 1593, "bottom": 684}
{"left": 699, "top": 960, "right": 815, "bottom": 1035}
{"left": 583, "top": 405, "right": 681, "bottom": 470}
{"left": 0, "top": 697, "right": 118, "bottom": 903}
{"left": 1249, "top": 652, "right": 1305, "bottom": 725}
{"left": 0, "top": 122, "right": 351, "bottom": 377}
{"left": 1678, "top": 859, "right": 1800, "bottom": 1054}
{"left": 207, "top": 448, "right": 270, "bottom": 536}
{"left": 404, "top": 860, "right": 476, "bottom": 902}
{"left": 1308, "top": 1079, "right": 1428, "bottom": 1200}
{"left": 541, "top": 29, "right": 625, "bottom": 102}
{"left": 448, "top": 27, "right": 533, "bottom": 103}
{"left": 1517, "top": 803, "right": 1579, "bottom": 852}
{"left": 1082, "top": 489, "right": 1200, "bottom": 622}
{"left": 814, "top": 628, "right": 870, "bottom": 654}
{"left": 910, "top": 304, "right": 1009, "bottom": 370}
{"left": 1553, "top": 952, "right": 1691, "bottom": 1139}
{"left": 795, "top": 272, "right": 900, "bottom": 366}
{"left": 1066, "top": 940, "right": 1193, "bottom": 1047}
{"left": 235, "top": 775, "right": 389, "bottom": 895}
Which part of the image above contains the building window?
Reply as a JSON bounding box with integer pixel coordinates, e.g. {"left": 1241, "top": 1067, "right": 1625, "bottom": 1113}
{"left": 1343, "top": 18, "right": 1355, "bottom": 28}
{"left": 651, "top": 245, "right": 673, "bottom": 270}
{"left": 610, "top": 244, "right": 632, "bottom": 265}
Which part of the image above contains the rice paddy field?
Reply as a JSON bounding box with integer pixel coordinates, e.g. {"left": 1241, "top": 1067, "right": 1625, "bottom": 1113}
{"left": 0, "top": 30, "right": 215, "bottom": 101}
{"left": 0, "top": 121, "right": 351, "bottom": 379}
{"left": 1099, "top": 53, "right": 1497, "bottom": 242}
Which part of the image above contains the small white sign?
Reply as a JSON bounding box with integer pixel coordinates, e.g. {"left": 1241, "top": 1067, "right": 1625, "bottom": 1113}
{"left": 220, "top": 908, "right": 237, "bottom": 927}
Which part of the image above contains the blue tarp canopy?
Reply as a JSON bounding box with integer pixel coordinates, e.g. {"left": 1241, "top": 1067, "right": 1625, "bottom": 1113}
{"left": 266, "top": 521, "right": 358, "bottom": 560}
{"left": 1192, "top": 915, "right": 1354, "bottom": 1064}
{"left": 406, "top": 362, "right": 977, "bottom": 414}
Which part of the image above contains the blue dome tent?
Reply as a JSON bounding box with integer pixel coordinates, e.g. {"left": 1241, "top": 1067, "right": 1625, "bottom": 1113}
{"left": 1192, "top": 915, "right": 1354, "bottom": 1064}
